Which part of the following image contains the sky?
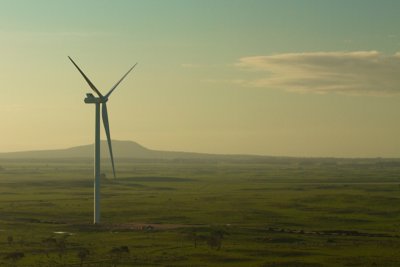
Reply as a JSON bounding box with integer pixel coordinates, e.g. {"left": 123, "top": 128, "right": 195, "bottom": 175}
{"left": 1, "top": 0, "right": 400, "bottom": 157}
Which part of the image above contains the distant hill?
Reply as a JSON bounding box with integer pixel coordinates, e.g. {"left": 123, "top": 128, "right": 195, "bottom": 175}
{"left": 0, "top": 141, "right": 398, "bottom": 165}
{"left": 0, "top": 140, "right": 255, "bottom": 160}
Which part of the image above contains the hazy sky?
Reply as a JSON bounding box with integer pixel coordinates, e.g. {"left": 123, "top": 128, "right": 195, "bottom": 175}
{"left": 1, "top": 0, "right": 400, "bottom": 157}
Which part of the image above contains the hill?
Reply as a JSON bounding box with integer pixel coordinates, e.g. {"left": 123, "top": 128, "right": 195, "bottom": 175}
{"left": 1, "top": 141, "right": 395, "bottom": 165}
{"left": 0, "top": 140, "right": 256, "bottom": 160}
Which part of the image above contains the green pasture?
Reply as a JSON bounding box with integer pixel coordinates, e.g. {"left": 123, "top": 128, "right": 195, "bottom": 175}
{"left": 0, "top": 158, "right": 400, "bottom": 266}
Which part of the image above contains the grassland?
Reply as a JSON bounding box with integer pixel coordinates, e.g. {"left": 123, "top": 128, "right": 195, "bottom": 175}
{"left": 0, "top": 157, "right": 400, "bottom": 266}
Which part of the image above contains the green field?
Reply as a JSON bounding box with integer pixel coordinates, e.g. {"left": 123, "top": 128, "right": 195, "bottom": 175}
{"left": 1, "top": 158, "right": 400, "bottom": 266}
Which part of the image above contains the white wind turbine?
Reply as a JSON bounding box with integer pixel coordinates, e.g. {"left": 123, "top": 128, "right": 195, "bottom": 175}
{"left": 68, "top": 56, "right": 137, "bottom": 224}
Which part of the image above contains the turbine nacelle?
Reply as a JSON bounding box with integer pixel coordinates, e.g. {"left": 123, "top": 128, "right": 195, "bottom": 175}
{"left": 84, "top": 93, "right": 103, "bottom": 104}
{"left": 84, "top": 93, "right": 107, "bottom": 104}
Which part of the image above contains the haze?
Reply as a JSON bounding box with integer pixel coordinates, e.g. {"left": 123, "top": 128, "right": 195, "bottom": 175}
{"left": 1, "top": 0, "right": 400, "bottom": 157}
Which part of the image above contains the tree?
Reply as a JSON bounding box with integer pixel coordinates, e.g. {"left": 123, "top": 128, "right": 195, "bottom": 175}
{"left": 207, "top": 235, "right": 222, "bottom": 250}
{"left": 41, "top": 237, "right": 58, "bottom": 257}
{"left": 207, "top": 229, "right": 228, "bottom": 250}
{"left": 185, "top": 230, "right": 198, "bottom": 248}
{"left": 42, "top": 235, "right": 69, "bottom": 263}
{"left": 7, "top": 236, "right": 13, "bottom": 246}
{"left": 109, "top": 246, "right": 130, "bottom": 267}
{"left": 4, "top": 251, "right": 24, "bottom": 266}
{"left": 77, "top": 248, "right": 90, "bottom": 267}
{"left": 56, "top": 235, "right": 68, "bottom": 260}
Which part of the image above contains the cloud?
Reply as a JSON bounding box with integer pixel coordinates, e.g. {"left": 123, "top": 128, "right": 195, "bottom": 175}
{"left": 236, "top": 51, "right": 400, "bottom": 95}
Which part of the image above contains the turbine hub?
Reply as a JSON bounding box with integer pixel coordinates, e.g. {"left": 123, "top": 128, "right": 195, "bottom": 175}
{"left": 84, "top": 93, "right": 104, "bottom": 104}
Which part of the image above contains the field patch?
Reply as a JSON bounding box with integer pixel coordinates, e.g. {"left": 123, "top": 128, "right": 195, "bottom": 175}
{"left": 122, "top": 176, "right": 196, "bottom": 182}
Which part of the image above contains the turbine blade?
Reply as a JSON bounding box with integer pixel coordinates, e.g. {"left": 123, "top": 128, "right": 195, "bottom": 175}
{"left": 105, "top": 63, "right": 137, "bottom": 99}
{"left": 102, "top": 103, "right": 116, "bottom": 179}
{"left": 68, "top": 56, "right": 104, "bottom": 98}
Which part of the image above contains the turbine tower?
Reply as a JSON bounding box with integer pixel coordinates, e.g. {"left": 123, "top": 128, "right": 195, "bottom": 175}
{"left": 68, "top": 56, "right": 137, "bottom": 224}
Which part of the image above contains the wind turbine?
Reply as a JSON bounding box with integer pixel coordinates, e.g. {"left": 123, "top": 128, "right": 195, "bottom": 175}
{"left": 68, "top": 56, "right": 137, "bottom": 224}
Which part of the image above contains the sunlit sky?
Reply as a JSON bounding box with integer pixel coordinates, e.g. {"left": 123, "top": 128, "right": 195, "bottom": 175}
{"left": 1, "top": 0, "right": 400, "bottom": 157}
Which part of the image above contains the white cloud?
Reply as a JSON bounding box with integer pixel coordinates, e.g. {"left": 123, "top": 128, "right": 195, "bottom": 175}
{"left": 236, "top": 51, "right": 400, "bottom": 95}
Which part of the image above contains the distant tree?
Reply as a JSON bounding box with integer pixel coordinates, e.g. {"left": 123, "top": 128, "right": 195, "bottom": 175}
{"left": 212, "top": 229, "right": 227, "bottom": 240}
{"left": 77, "top": 248, "right": 90, "bottom": 267}
{"left": 207, "top": 229, "right": 228, "bottom": 250}
{"left": 207, "top": 235, "right": 222, "bottom": 250}
{"left": 56, "top": 235, "right": 69, "bottom": 260}
{"left": 7, "top": 236, "right": 13, "bottom": 246}
{"left": 4, "top": 251, "right": 24, "bottom": 265}
{"left": 185, "top": 230, "right": 200, "bottom": 248}
{"left": 109, "top": 246, "right": 130, "bottom": 267}
{"left": 42, "top": 235, "right": 69, "bottom": 264}
{"left": 41, "top": 237, "right": 58, "bottom": 257}
{"left": 187, "top": 230, "right": 197, "bottom": 248}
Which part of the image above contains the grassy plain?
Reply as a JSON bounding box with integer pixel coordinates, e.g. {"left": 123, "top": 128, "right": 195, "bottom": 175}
{"left": 0, "top": 157, "right": 400, "bottom": 266}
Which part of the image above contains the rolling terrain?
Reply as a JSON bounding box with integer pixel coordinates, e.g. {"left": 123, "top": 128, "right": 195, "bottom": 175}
{"left": 0, "top": 146, "right": 400, "bottom": 266}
